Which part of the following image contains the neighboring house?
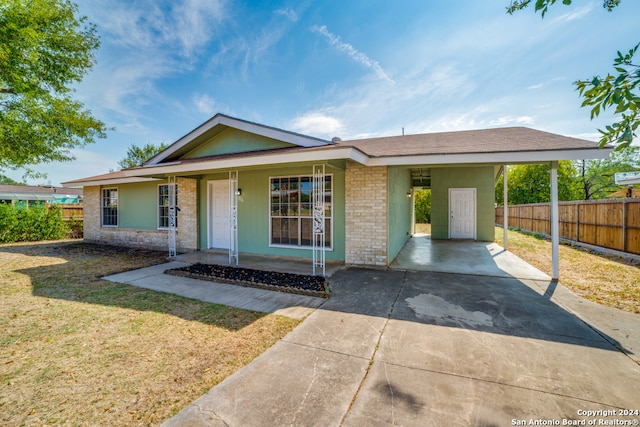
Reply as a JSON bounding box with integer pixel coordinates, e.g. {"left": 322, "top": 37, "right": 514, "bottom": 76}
{"left": 0, "top": 184, "right": 83, "bottom": 207}
{"left": 607, "top": 187, "right": 640, "bottom": 198}
{"left": 63, "top": 113, "right": 610, "bottom": 269}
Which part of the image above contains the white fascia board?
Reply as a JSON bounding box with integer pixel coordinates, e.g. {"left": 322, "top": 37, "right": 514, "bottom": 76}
{"left": 366, "top": 147, "right": 611, "bottom": 166}
{"left": 619, "top": 177, "right": 640, "bottom": 185}
{"left": 125, "top": 147, "right": 367, "bottom": 177}
{"left": 147, "top": 115, "right": 331, "bottom": 166}
{"left": 61, "top": 177, "right": 162, "bottom": 187}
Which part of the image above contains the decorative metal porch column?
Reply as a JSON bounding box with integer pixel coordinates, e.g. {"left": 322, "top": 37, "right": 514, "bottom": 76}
{"left": 312, "top": 164, "right": 326, "bottom": 276}
{"left": 229, "top": 170, "right": 239, "bottom": 266}
{"left": 168, "top": 175, "right": 177, "bottom": 258}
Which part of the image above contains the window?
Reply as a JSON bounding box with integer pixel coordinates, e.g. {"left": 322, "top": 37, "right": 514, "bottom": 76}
{"left": 158, "top": 184, "right": 178, "bottom": 229}
{"left": 102, "top": 188, "right": 118, "bottom": 227}
{"left": 270, "top": 175, "right": 332, "bottom": 248}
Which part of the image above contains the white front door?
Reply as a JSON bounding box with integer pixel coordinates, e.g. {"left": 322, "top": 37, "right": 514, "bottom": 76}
{"left": 208, "top": 180, "right": 230, "bottom": 249}
{"left": 449, "top": 188, "right": 476, "bottom": 239}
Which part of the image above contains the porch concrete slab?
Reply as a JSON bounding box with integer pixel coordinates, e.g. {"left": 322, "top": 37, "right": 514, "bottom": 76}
{"left": 391, "top": 236, "right": 550, "bottom": 280}
{"left": 103, "top": 262, "right": 325, "bottom": 320}
{"left": 162, "top": 340, "right": 369, "bottom": 427}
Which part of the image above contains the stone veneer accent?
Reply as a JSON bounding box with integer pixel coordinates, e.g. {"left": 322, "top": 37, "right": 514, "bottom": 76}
{"left": 83, "top": 177, "right": 198, "bottom": 252}
{"left": 344, "top": 162, "right": 388, "bottom": 265}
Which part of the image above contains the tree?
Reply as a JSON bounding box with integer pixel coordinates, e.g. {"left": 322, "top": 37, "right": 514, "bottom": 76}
{"left": 0, "top": 174, "right": 24, "bottom": 185}
{"left": 414, "top": 189, "right": 432, "bottom": 223}
{"left": 0, "top": 0, "right": 107, "bottom": 177}
{"left": 574, "top": 146, "right": 640, "bottom": 200}
{"left": 507, "top": 0, "right": 638, "bottom": 150}
{"left": 495, "top": 161, "right": 581, "bottom": 205}
{"left": 117, "top": 143, "right": 169, "bottom": 170}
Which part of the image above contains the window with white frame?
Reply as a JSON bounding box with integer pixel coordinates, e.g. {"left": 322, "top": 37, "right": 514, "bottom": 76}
{"left": 101, "top": 188, "right": 118, "bottom": 227}
{"left": 158, "top": 184, "right": 178, "bottom": 229}
{"left": 269, "top": 175, "right": 332, "bottom": 248}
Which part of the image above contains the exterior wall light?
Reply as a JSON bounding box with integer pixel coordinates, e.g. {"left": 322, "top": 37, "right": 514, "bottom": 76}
{"left": 236, "top": 188, "right": 242, "bottom": 196}
{"left": 406, "top": 191, "right": 412, "bottom": 198}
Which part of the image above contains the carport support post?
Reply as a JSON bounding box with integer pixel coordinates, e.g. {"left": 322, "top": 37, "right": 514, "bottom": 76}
{"left": 550, "top": 161, "right": 560, "bottom": 281}
{"left": 503, "top": 165, "right": 508, "bottom": 250}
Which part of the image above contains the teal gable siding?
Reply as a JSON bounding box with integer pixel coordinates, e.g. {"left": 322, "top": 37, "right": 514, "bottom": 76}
{"left": 183, "top": 128, "right": 293, "bottom": 159}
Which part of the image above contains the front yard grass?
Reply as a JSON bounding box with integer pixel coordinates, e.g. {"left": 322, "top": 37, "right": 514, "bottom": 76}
{"left": 0, "top": 241, "right": 300, "bottom": 426}
{"left": 494, "top": 227, "right": 640, "bottom": 314}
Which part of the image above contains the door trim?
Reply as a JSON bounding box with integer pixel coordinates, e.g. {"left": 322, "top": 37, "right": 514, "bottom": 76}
{"left": 448, "top": 188, "right": 476, "bottom": 240}
{"left": 207, "top": 179, "right": 230, "bottom": 249}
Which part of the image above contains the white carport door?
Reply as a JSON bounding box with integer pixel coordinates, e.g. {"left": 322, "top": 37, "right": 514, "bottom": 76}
{"left": 449, "top": 188, "right": 476, "bottom": 239}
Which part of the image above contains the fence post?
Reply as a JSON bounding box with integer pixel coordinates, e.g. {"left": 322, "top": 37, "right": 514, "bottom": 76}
{"left": 622, "top": 199, "right": 627, "bottom": 253}
{"left": 576, "top": 203, "right": 579, "bottom": 242}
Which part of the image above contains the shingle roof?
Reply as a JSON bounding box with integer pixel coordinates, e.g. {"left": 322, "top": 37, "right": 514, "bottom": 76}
{"left": 336, "top": 127, "right": 602, "bottom": 157}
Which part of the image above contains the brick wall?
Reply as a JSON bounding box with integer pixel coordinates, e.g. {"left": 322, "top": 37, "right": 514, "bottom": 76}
{"left": 83, "top": 177, "right": 198, "bottom": 252}
{"left": 344, "top": 162, "right": 388, "bottom": 266}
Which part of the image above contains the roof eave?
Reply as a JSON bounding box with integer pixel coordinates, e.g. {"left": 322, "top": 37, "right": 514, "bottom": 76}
{"left": 61, "top": 177, "right": 163, "bottom": 187}
{"left": 124, "top": 146, "right": 368, "bottom": 177}
{"left": 366, "top": 147, "right": 611, "bottom": 166}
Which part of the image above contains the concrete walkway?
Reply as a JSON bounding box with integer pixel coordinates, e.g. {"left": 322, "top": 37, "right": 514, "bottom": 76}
{"left": 103, "top": 262, "right": 326, "bottom": 320}
{"left": 159, "top": 264, "right": 640, "bottom": 426}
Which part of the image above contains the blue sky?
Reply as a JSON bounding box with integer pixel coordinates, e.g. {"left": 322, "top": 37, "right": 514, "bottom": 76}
{"left": 7, "top": 0, "right": 639, "bottom": 186}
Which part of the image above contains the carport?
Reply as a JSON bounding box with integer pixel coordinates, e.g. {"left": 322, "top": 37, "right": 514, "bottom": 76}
{"left": 368, "top": 127, "right": 613, "bottom": 281}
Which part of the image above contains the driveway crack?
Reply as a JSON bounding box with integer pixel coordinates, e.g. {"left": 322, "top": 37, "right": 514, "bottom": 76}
{"left": 339, "top": 270, "right": 407, "bottom": 426}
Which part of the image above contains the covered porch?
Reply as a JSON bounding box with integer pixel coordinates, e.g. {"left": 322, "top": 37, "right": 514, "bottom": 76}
{"left": 173, "top": 235, "right": 549, "bottom": 282}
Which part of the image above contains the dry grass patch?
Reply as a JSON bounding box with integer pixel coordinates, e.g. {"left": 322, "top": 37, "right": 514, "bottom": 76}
{"left": 495, "top": 228, "right": 640, "bottom": 314}
{"left": 0, "top": 241, "right": 300, "bottom": 426}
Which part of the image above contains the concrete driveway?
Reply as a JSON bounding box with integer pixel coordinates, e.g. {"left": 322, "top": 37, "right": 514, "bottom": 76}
{"left": 162, "top": 266, "right": 640, "bottom": 426}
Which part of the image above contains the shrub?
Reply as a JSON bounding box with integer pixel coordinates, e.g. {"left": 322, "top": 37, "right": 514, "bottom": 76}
{"left": 0, "top": 204, "right": 70, "bottom": 243}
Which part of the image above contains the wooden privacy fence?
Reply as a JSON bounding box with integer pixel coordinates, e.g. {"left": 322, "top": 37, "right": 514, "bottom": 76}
{"left": 495, "top": 199, "right": 640, "bottom": 256}
{"left": 49, "top": 204, "right": 84, "bottom": 221}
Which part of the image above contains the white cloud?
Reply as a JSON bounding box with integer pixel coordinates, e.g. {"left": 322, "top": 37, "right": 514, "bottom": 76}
{"left": 489, "top": 116, "right": 535, "bottom": 126}
{"left": 289, "top": 113, "right": 345, "bottom": 138}
{"left": 275, "top": 8, "right": 298, "bottom": 22}
{"left": 551, "top": 5, "right": 593, "bottom": 23}
{"left": 78, "top": 0, "right": 226, "bottom": 119}
{"left": 310, "top": 25, "right": 395, "bottom": 84}
{"left": 192, "top": 93, "right": 218, "bottom": 116}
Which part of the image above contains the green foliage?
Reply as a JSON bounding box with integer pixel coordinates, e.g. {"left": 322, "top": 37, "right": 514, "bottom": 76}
{"left": 0, "top": 174, "right": 24, "bottom": 185}
{"left": 0, "top": 0, "right": 107, "bottom": 176}
{"left": 495, "top": 161, "right": 581, "bottom": 205}
{"left": 574, "top": 145, "right": 640, "bottom": 199}
{"left": 507, "top": 0, "right": 638, "bottom": 150}
{"left": 117, "top": 143, "right": 169, "bottom": 170}
{"left": 576, "top": 44, "right": 640, "bottom": 150}
{"left": 0, "top": 204, "right": 70, "bottom": 243}
{"left": 507, "top": 0, "right": 621, "bottom": 17}
{"left": 414, "top": 189, "right": 432, "bottom": 223}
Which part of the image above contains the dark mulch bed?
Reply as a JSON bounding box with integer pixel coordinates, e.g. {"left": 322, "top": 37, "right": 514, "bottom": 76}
{"left": 166, "top": 263, "right": 328, "bottom": 298}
